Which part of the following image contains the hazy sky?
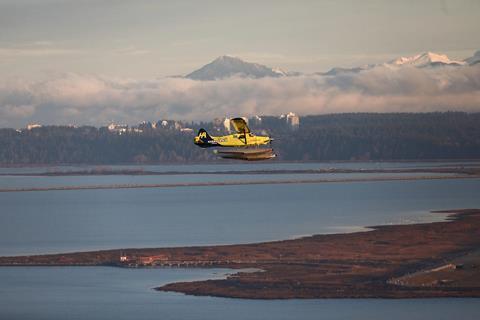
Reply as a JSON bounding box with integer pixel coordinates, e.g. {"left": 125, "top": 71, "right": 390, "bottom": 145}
{"left": 0, "top": 0, "right": 479, "bottom": 127}
{"left": 1, "top": 0, "right": 479, "bottom": 78}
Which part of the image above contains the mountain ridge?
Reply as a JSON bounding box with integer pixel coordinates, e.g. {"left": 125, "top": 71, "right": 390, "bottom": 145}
{"left": 185, "top": 55, "right": 286, "bottom": 80}
{"left": 186, "top": 50, "right": 479, "bottom": 80}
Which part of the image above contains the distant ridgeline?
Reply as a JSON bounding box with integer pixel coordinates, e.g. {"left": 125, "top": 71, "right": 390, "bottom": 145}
{"left": 0, "top": 112, "right": 479, "bottom": 164}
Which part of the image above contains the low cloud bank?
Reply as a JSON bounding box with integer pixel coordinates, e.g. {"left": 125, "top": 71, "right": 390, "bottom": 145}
{"left": 1, "top": 65, "right": 479, "bottom": 127}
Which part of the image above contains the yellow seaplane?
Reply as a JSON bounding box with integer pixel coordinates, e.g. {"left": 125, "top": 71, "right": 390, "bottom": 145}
{"left": 194, "top": 118, "right": 275, "bottom": 161}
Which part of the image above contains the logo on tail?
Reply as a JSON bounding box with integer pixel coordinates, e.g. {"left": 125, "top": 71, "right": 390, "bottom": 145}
{"left": 194, "top": 129, "right": 218, "bottom": 148}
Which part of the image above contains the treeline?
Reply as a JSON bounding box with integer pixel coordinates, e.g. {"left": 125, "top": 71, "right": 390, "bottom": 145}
{"left": 0, "top": 112, "right": 479, "bottom": 164}
{"left": 273, "top": 112, "right": 480, "bottom": 161}
{"left": 0, "top": 126, "right": 212, "bottom": 164}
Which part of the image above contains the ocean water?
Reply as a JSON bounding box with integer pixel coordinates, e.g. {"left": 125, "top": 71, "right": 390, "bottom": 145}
{"left": 0, "top": 177, "right": 479, "bottom": 256}
{"left": 0, "top": 163, "right": 479, "bottom": 319}
{"left": 0, "top": 267, "right": 479, "bottom": 320}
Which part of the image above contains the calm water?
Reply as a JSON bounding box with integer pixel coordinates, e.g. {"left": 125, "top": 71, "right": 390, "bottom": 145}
{"left": 0, "top": 267, "right": 479, "bottom": 320}
{"left": 1, "top": 163, "right": 479, "bottom": 319}
{"left": 1, "top": 178, "right": 479, "bottom": 256}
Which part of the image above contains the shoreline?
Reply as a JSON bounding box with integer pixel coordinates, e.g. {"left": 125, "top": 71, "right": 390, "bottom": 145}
{"left": 1, "top": 166, "right": 479, "bottom": 177}
{"left": 1, "top": 209, "right": 480, "bottom": 299}
{"left": 1, "top": 158, "right": 479, "bottom": 169}
{"left": 1, "top": 173, "right": 479, "bottom": 193}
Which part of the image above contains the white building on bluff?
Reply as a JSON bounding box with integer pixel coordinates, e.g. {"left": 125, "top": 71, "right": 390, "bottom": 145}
{"left": 223, "top": 118, "right": 231, "bottom": 132}
{"left": 26, "top": 123, "right": 42, "bottom": 130}
{"left": 107, "top": 123, "right": 128, "bottom": 134}
{"left": 286, "top": 112, "right": 300, "bottom": 130}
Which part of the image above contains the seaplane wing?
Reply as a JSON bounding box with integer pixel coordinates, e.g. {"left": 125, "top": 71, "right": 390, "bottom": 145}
{"left": 230, "top": 118, "right": 251, "bottom": 134}
{"left": 214, "top": 148, "right": 275, "bottom": 161}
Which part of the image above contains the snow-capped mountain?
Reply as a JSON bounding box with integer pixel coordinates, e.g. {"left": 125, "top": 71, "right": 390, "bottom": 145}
{"left": 186, "top": 55, "right": 287, "bottom": 80}
{"left": 271, "top": 67, "right": 287, "bottom": 76}
{"left": 186, "top": 50, "right": 478, "bottom": 81}
{"left": 319, "top": 51, "right": 471, "bottom": 76}
{"left": 465, "top": 50, "right": 480, "bottom": 65}
{"left": 387, "top": 52, "right": 465, "bottom": 68}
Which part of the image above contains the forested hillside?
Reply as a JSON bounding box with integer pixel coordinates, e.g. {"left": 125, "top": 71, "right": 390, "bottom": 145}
{"left": 274, "top": 113, "right": 480, "bottom": 161}
{"left": 0, "top": 112, "right": 479, "bottom": 164}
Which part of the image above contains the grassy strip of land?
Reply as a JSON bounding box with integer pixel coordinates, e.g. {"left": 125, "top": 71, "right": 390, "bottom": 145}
{"left": 1, "top": 174, "right": 479, "bottom": 193}
{"left": 1, "top": 209, "right": 480, "bottom": 299}
{"left": 1, "top": 167, "right": 479, "bottom": 176}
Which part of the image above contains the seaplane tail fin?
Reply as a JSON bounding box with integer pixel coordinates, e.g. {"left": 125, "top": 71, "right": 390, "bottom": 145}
{"left": 194, "top": 128, "right": 218, "bottom": 148}
{"left": 197, "top": 128, "right": 213, "bottom": 142}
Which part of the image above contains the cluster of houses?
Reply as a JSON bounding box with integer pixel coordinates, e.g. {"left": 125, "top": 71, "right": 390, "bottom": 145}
{"left": 107, "top": 120, "right": 194, "bottom": 135}
{"left": 118, "top": 253, "right": 266, "bottom": 268}
{"left": 21, "top": 123, "right": 76, "bottom": 132}
{"left": 24, "top": 112, "right": 300, "bottom": 135}
{"left": 118, "top": 254, "right": 220, "bottom": 267}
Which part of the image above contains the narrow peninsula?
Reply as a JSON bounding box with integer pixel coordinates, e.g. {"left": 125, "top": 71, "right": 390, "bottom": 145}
{"left": 1, "top": 209, "right": 480, "bottom": 299}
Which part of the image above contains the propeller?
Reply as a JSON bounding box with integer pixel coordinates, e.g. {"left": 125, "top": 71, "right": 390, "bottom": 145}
{"left": 268, "top": 136, "right": 275, "bottom": 147}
